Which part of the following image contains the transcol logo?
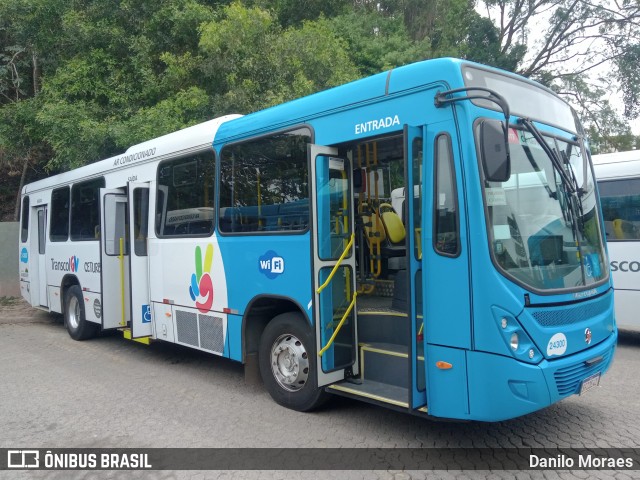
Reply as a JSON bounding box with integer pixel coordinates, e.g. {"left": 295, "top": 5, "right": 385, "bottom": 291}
{"left": 189, "top": 244, "right": 214, "bottom": 313}
{"left": 51, "top": 256, "right": 80, "bottom": 272}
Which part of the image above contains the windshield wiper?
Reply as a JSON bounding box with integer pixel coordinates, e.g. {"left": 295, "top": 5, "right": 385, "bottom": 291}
{"left": 518, "top": 118, "right": 590, "bottom": 283}
{"left": 520, "top": 143, "right": 557, "bottom": 200}
{"left": 518, "top": 118, "right": 576, "bottom": 194}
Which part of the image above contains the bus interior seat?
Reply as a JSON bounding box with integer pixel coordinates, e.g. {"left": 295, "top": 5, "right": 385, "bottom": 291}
{"left": 612, "top": 218, "right": 637, "bottom": 239}
{"left": 378, "top": 203, "right": 406, "bottom": 258}
{"left": 612, "top": 218, "right": 625, "bottom": 239}
{"left": 379, "top": 203, "right": 405, "bottom": 245}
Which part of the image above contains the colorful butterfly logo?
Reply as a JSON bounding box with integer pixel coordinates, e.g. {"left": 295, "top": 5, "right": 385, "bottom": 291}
{"left": 189, "top": 244, "right": 214, "bottom": 313}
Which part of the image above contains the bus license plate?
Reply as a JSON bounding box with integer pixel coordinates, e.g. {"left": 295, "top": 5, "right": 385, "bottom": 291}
{"left": 579, "top": 372, "right": 601, "bottom": 395}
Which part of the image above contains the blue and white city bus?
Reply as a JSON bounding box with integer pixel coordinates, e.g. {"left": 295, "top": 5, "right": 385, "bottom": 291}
{"left": 18, "top": 58, "right": 616, "bottom": 421}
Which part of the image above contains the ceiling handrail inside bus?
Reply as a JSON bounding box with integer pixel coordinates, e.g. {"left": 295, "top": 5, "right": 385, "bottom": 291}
{"left": 316, "top": 233, "right": 355, "bottom": 294}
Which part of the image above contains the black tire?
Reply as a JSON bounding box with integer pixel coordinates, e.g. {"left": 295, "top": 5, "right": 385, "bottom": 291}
{"left": 259, "top": 312, "right": 327, "bottom": 412}
{"left": 64, "top": 285, "right": 99, "bottom": 341}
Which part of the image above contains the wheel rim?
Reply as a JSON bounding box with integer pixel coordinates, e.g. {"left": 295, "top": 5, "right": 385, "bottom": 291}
{"left": 270, "top": 333, "right": 310, "bottom": 392}
{"left": 67, "top": 295, "right": 80, "bottom": 330}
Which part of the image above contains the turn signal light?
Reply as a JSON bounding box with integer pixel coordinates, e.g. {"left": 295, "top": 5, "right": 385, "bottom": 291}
{"left": 436, "top": 361, "right": 453, "bottom": 370}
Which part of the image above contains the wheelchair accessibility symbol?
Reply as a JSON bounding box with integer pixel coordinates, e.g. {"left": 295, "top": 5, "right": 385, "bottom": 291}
{"left": 142, "top": 304, "right": 151, "bottom": 323}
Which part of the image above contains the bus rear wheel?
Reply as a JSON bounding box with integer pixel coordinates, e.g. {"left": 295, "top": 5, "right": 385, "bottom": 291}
{"left": 258, "top": 313, "right": 327, "bottom": 411}
{"left": 64, "top": 285, "right": 99, "bottom": 341}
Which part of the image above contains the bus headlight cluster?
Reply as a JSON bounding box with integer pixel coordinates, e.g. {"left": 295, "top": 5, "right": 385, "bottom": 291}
{"left": 510, "top": 333, "right": 519, "bottom": 351}
{"left": 493, "top": 308, "right": 542, "bottom": 364}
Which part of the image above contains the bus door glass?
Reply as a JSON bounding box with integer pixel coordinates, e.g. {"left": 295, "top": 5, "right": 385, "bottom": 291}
{"left": 100, "top": 188, "right": 131, "bottom": 330}
{"left": 36, "top": 205, "right": 48, "bottom": 307}
{"left": 421, "top": 121, "right": 472, "bottom": 418}
{"left": 128, "top": 182, "right": 151, "bottom": 338}
{"left": 404, "top": 126, "right": 426, "bottom": 409}
{"left": 310, "top": 145, "right": 358, "bottom": 386}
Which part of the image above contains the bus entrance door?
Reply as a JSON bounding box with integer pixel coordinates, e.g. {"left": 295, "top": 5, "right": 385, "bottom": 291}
{"left": 34, "top": 205, "right": 48, "bottom": 307}
{"left": 100, "top": 188, "right": 130, "bottom": 330}
{"left": 310, "top": 145, "right": 358, "bottom": 386}
{"left": 127, "top": 182, "right": 151, "bottom": 338}
{"left": 404, "top": 125, "right": 427, "bottom": 410}
{"left": 421, "top": 121, "right": 471, "bottom": 419}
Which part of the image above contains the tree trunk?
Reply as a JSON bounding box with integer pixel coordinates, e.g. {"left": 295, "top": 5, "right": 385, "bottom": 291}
{"left": 32, "top": 51, "right": 40, "bottom": 96}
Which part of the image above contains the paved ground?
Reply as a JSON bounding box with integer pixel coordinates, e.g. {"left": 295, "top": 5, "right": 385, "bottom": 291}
{"left": 1, "top": 298, "right": 639, "bottom": 479}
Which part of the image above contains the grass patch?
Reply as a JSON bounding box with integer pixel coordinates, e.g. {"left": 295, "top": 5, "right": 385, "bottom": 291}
{"left": 0, "top": 296, "right": 19, "bottom": 306}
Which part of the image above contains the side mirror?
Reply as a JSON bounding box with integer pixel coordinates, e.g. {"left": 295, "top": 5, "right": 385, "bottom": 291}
{"left": 481, "top": 120, "right": 511, "bottom": 182}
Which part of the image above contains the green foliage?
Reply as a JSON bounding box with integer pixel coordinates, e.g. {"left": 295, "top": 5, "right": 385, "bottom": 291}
{"left": 248, "top": 0, "right": 349, "bottom": 27}
{"left": 0, "top": 96, "right": 46, "bottom": 155}
{"left": 0, "top": 0, "right": 637, "bottom": 189}
{"left": 327, "top": 11, "right": 429, "bottom": 76}
{"left": 616, "top": 45, "right": 640, "bottom": 120}
{"left": 199, "top": 2, "right": 359, "bottom": 113}
{"left": 463, "top": 15, "right": 525, "bottom": 72}
{"left": 112, "top": 87, "right": 212, "bottom": 148}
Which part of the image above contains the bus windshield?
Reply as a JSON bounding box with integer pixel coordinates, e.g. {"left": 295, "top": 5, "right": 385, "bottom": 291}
{"left": 479, "top": 122, "right": 607, "bottom": 292}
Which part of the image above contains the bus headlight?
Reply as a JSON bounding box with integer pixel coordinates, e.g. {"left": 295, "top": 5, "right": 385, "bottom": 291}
{"left": 510, "top": 333, "right": 519, "bottom": 351}
{"left": 492, "top": 306, "right": 542, "bottom": 364}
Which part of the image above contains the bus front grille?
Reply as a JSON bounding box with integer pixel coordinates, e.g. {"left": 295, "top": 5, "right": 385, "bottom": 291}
{"left": 529, "top": 295, "right": 611, "bottom": 328}
{"left": 553, "top": 348, "right": 613, "bottom": 396}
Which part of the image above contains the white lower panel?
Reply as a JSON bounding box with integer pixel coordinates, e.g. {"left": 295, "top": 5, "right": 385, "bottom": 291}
{"left": 47, "top": 285, "right": 62, "bottom": 314}
{"left": 173, "top": 306, "right": 227, "bottom": 356}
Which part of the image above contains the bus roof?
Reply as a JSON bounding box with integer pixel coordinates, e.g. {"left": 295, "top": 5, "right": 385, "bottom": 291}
{"left": 213, "top": 57, "right": 569, "bottom": 146}
{"left": 23, "top": 114, "right": 241, "bottom": 194}
{"left": 593, "top": 150, "right": 640, "bottom": 180}
{"left": 593, "top": 150, "right": 640, "bottom": 164}
{"left": 213, "top": 57, "right": 474, "bottom": 145}
{"left": 23, "top": 57, "right": 562, "bottom": 194}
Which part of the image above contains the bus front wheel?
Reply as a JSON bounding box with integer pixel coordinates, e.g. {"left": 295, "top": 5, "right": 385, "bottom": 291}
{"left": 64, "top": 285, "right": 98, "bottom": 341}
{"left": 258, "top": 313, "right": 327, "bottom": 411}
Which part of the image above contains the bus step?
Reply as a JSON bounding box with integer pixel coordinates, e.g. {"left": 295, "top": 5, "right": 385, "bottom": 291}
{"left": 328, "top": 380, "right": 408, "bottom": 409}
{"left": 121, "top": 328, "right": 152, "bottom": 345}
{"left": 357, "top": 312, "right": 409, "bottom": 346}
{"left": 360, "top": 342, "right": 423, "bottom": 389}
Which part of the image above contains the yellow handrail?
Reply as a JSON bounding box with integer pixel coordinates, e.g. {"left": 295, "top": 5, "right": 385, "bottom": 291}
{"left": 318, "top": 292, "right": 357, "bottom": 357}
{"left": 119, "top": 237, "right": 126, "bottom": 326}
{"left": 316, "top": 233, "right": 354, "bottom": 294}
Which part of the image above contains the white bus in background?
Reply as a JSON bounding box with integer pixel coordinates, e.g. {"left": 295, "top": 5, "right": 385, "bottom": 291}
{"left": 593, "top": 150, "right": 640, "bottom": 330}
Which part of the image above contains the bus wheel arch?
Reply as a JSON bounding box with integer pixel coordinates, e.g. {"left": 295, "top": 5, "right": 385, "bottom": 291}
{"left": 59, "top": 274, "right": 80, "bottom": 315}
{"left": 242, "top": 296, "right": 310, "bottom": 363}
{"left": 63, "top": 283, "right": 98, "bottom": 341}
{"left": 257, "top": 310, "right": 327, "bottom": 411}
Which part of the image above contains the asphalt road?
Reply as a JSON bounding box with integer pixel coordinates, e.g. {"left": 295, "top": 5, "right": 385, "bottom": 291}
{"left": 1, "top": 298, "right": 639, "bottom": 480}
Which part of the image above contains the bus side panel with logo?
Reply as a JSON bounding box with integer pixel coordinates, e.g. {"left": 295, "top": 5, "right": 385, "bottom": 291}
{"left": 594, "top": 151, "right": 640, "bottom": 330}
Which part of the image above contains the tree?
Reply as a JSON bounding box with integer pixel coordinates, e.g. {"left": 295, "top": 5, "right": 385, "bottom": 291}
{"left": 198, "top": 2, "right": 359, "bottom": 113}
{"left": 479, "top": 0, "right": 640, "bottom": 134}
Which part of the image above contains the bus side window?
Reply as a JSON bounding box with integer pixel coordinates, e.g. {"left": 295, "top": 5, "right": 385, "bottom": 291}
{"left": 433, "top": 133, "right": 460, "bottom": 256}
{"left": 20, "top": 196, "right": 29, "bottom": 242}
{"left": 218, "top": 127, "right": 311, "bottom": 234}
{"left": 70, "top": 177, "right": 105, "bottom": 241}
{"left": 50, "top": 186, "right": 70, "bottom": 242}
{"left": 133, "top": 187, "right": 149, "bottom": 256}
{"left": 598, "top": 178, "right": 640, "bottom": 240}
{"left": 156, "top": 152, "right": 215, "bottom": 238}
